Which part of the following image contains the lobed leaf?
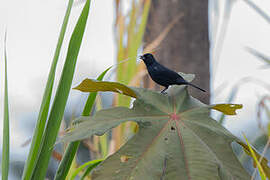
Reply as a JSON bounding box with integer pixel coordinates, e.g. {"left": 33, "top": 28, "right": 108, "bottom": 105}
{"left": 62, "top": 85, "right": 250, "bottom": 179}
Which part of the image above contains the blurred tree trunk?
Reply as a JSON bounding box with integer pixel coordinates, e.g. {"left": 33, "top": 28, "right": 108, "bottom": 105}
{"left": 144, "top": 0, "right": 210, "bottom": 103}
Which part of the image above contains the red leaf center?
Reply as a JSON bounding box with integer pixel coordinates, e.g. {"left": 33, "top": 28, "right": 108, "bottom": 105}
{"left": 170, "top": 113, "right": 179, "bottom": 121}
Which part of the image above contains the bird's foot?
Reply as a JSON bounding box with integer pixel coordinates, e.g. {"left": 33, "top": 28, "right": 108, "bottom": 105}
{"left": 160, "top": 87, "right": 168, "bottom": 94}
{"left": 160, "top": 90, "right": 168, "bottom": 94}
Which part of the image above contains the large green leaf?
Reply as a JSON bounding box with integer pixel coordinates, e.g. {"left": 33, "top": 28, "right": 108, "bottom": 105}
{"left": 62, "top": 83, "right": 251, "bottom": 179}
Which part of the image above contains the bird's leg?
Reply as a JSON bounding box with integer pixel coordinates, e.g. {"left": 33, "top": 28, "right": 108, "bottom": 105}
{"left": 160, "top": 87, "right": 168, "bottom": 94}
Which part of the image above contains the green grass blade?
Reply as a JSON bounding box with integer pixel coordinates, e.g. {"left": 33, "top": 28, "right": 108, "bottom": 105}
{"left": 99, "top": 134, "right": 108, "bottom": 158}
{"left": 31, "top": 0, "right": 91, "bottom": 179}
{"left": 135, "top": 0, "right": 151, "bottom": 53}
{"left": 80, "top": 159, "right": 103, "bottom": 180}
{"left": 94, "top": 95, "right": 108, "bottom": 158}
{"left": 22, "top": 1, "right": 74, "bottom": 179}
{"left": 54, "top": 67, "right": 111, "bottom": 180}
{"left": 243, "top": 134, "right": 267, "bottom": 180}
{"left": 54, "top": 141, "right": 80, "bottom": 180}
{"left": 2, "top": 31, "right": 10, "bottom": 180}
{"left": 70, "top": 159, "right": 103, "bottom": 180}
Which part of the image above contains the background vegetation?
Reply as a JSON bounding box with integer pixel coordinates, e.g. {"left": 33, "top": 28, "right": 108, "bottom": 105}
{"left": 1, "top": 0, "right": 270, "bottom": 179}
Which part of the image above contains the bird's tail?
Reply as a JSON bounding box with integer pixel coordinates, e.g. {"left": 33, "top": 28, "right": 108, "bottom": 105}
{"left": 186, "top": 82, "right": 206, "bottom": 92}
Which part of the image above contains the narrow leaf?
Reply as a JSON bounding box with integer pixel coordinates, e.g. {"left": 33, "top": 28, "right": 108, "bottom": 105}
{"left": 135, "top": 0, "right": 151, "bottom": 51}
{"left": 242, "top": 135, "right": 267, "bottom": 180}
{"left": 22, "top": 0, "right": 75, "bottom": 179}
{"left": 31, "top": 0, "right": 91, "bottom": 179}
{"left": 238, "top": 141, "right": 270, "bottom": 178}
{"left": 70, "top": 159, "right": 103, "bottom": 180}
{"left": 2, "top": 31, "right": 10, "bottom": 180}
{"left": 54, "top": 141, "right": 80, "bottom": 180}
{"left": 80, "top": 159, "right": 103, "bottom": 179}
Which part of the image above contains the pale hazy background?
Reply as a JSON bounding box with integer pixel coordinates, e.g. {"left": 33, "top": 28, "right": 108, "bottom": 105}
{"left": 0, "top": 0, "right": 270, "bottom": 179}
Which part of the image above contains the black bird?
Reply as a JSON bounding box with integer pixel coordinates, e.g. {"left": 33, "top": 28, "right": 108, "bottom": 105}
{"left": 140, "top": 53, "right": 206, "bottom": 94}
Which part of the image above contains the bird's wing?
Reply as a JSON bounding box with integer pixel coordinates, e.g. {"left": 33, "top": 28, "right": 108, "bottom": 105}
{"left": 153, "top": 63, "right": 182, "bottom": 79}
{"left": 148, "top": 63, "right": 185, "bottom": 86}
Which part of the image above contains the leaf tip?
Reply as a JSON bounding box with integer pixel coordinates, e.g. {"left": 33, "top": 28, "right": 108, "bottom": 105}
{"left": 72, "top": 86, "right": 80, "bottom": 90}
{"left": 211, "top": 104, "right": 243, "bottom": 115}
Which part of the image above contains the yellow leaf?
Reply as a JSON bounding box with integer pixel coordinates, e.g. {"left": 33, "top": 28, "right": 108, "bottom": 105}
{"left": 73, "top": 79, "right": 137, "bottom": 98}
{"left": 212, "top": 104, "right": 243, "bottom": 115}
